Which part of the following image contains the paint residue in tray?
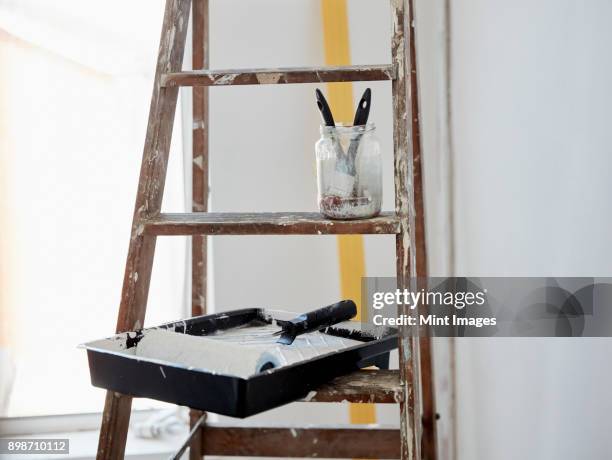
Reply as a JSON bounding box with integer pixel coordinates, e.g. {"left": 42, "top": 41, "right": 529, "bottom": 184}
{"left": 135, "top": 324, "right": 363, "bottom": 378}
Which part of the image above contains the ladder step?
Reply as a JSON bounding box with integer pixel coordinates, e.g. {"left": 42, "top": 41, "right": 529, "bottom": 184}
{"left": 162, "top": 64, "right": 395, "bottom": 87}
{"left": 302, "top": 369, "right": 402, "bottom": 404}
{"left": 200, "top": 423, "right": 400, "bottom": 458}
{"left": 144, "top": 212, "right": 400, "bottom": 236}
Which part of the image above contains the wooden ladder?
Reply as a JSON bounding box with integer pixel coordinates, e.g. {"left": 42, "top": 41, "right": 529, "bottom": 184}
{"left": 96, "top": 0, "right": 435, "bottom": 459}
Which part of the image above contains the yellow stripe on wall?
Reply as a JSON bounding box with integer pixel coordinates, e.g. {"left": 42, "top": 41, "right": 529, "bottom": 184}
{"left": 320, "top": 0, "right": 376, "bottom": 427}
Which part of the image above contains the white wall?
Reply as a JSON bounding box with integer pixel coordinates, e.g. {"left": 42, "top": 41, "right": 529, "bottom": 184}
{"left": 178, "top": 0, "right": 456, "bottom": 442}
{"left": 179, "top": 0, "right": 457, "bottom": 432}
{"left": 179, "top": 0, "right": 402, "bottom": 429}
{"left": 6, "top": 0, "right": 605, "bottom": 454}
{"left": 188, "top": 1, "right": 612, "bottom": 457}
{"left": 452, "top": 1, "right": 612, "bottom": 459}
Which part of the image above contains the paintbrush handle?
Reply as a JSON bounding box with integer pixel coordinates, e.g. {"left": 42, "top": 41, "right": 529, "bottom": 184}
{"left": 316, "top": 89, "right": 336, "bottom": 127}
{"left": 353, "top": 88, "right": 371, "bottom": 126}
{"left": 346, "top": 88, "right": 372, "bottom": 175}
{"left": 316, "top": 89, "right": 349, "bottom": 173}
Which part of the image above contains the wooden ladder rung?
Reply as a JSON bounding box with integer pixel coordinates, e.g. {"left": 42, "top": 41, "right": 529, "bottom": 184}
{"left": 143, "top": 212, "right": 400, "bottom": 236}
{"left": 302, "top": 369, "right": 402, "bottom": 404}
{"left": 161, "top": 64, "right": 395, "bottom": 87}
{"left": 201, "top": 423, "right": 400, "bottom": 458}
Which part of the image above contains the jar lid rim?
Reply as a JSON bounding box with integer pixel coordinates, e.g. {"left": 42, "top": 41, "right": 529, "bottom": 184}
{"left": 320, "top": 122, "right": 376, "bottom": 133}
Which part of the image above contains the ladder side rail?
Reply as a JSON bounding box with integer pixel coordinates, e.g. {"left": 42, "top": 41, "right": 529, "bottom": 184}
{"left": 190, "top": 0, "right": 209, "bottom": 458}
{"left": 391, "top": 0, "right": 427, "bottom": 459}
{"left": 397, "top": 0, "right": 439, "bottom": 458}
{"left": 96, "top": 0, "right": 192, "bottom": 458}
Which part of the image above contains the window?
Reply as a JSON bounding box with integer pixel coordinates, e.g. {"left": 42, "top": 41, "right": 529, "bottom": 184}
{"left": 0, "top": 0, "right": 187, "bottom": 418}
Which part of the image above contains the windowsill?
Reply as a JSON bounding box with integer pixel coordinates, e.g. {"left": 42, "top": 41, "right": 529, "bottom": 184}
{"left": 0, "top": 411, "right": 189, "bottom": 459}
{"left": 5, "top": 429, "right": 189, "bottom": 460}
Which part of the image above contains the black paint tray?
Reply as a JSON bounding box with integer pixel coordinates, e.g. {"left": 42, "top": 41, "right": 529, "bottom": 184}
{"left": 83, "top": 308, "right": 398, "bottom": 418}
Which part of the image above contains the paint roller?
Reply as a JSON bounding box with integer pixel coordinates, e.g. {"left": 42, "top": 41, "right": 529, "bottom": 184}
{"left": 136, "top": 330, "right": 263, "bottom": 377}
{"left": 135, "top": 300, "right": 358, "bottom": 377}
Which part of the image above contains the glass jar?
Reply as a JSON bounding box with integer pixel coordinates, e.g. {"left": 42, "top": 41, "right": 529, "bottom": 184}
{"left": 315, "top": 123, "right": 382, "bottom": 219}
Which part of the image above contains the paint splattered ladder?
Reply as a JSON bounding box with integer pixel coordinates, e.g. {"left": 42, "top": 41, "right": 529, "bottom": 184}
{"left": 96, "top": 1, "right": 434, "bottom": 459}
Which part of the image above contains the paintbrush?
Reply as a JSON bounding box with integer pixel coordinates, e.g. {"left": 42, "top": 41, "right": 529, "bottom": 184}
{"left": 315, "top": 89, "right": 355, "bottom": 198}
{"left": 346, "top": 88, "right": 371, "bottom": 176}
{"left": 315, "top": 88, "right": 372, "bottom": 197}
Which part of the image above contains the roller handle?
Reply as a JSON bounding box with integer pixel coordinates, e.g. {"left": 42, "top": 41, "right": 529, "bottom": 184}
{"left": 276, "top": 300, "right": 357, "bottom": 345}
